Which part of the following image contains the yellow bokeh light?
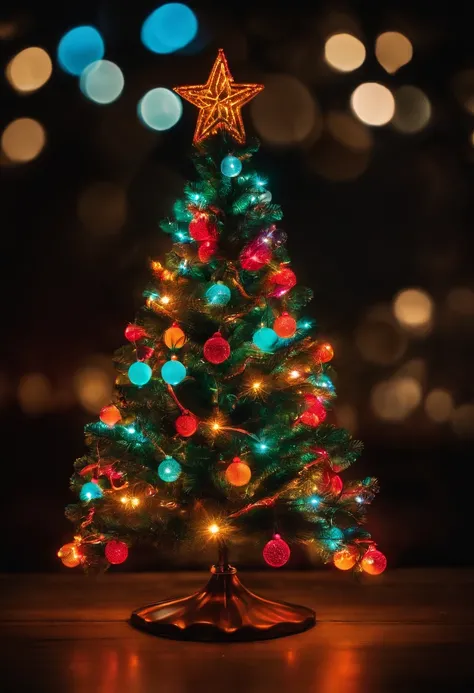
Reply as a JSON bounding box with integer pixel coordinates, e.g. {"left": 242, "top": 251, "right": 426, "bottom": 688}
{"left": 18, "top": 372, "right": 53, "bottom": 415}
{"left": 392, "top": 86, "right": 431, "bottom": 134}
{"left": 451, "top": 404, "right": 474, "bottom": 438}
{"left": 208, "top": 523, "right": 220, "bottom": 535}
{"left": 326, "top": 111, "right": 373, "bottom": 152}
{"left": 371, "top": 376, "right": 422, "bottom": 421}
{"left": 425, "top": 389, "right": 453, "bottom": 423}
{"left": 392, "top": 288, "right": 434, "bottom": 331}
{"left": 350, "top": 83, "right": 395, "bottom": 126}
{"left": 1, "top": 118, "right": 46, "bottom": 163}
{"left": 375, "top": 32, "right": 413, "bottom": 74}
{"left": 74, "top": 366, "right": 114, "bottom": 413}
{"left": 324, "top": 33, "right": 366, "bottom": 73}
{"left": 6, "top": 47, "right": 52, "bottom": 93}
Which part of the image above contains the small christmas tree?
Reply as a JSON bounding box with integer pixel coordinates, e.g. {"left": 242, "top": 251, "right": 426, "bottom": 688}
{"left": 59, "top": 50, "right": 386, "bottom": 641}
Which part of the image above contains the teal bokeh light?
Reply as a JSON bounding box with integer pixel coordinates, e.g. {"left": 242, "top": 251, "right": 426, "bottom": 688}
{"left": 80, "top": 60, "right": 124, "bottom": 104}
{"left": 58, "top": 26, "right": 105, "bottom": 76}
{"left": 141, "top": 3, "right": 198, "bottom": 54}
{"left": 138, "top": 88, "right": 182, "bottom": 131}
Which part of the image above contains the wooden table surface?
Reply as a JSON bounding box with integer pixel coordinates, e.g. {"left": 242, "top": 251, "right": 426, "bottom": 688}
{"left": 1, "top": 569, "right": 473, "bottom": 693}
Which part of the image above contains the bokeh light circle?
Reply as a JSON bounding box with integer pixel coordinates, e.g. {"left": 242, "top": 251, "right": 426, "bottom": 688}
{"left": 80, "top": 60, "right": 124, "bottom": 104}
{"left": 371, "top": 377, "right": 422, "bottom": 421}
{"left": 6, "top": 47, "right": 52, "bottom": 93}
{"left": 350, "top": 83, "right": 395, "bottom": 126}
{"left": 141, "top": 3, "right": 198, "bottom": 54}
{"left": 324, "top": 33, "right": 366, "bottom": 73}
{"left": 138, "top": 88, "right": 182, "bottom": 131}
{"left": 392, "top": 86, "right": 431, "bottom": 134}
{"left": 451, "top": 404, "right": 474, "bottom": 438}
{"left": 375, "top": 32, "right": 413, "bottom": 74}
{"left": 57, "top": 26, "right": 105, "bottom": 76}
{"left": 326, "top": 111, "right": 373, "bottom": 152}
{"left": 393, "top": 288, "right": 433, "bottom": 331}
{"left": 425, "top": 389, "right": 453, "bottom": 423}
{"left": 1, "top": 118, "right": 46, "bottom": 162}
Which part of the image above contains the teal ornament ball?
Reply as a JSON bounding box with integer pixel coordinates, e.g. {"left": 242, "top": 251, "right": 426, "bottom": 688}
{"left": 161, "top": 359, "right": 186, "bottom": 386}
{"left": 80, "top": 481, "right": 103, "bottom": 502}
{"left": 253, "top": 327, "right": 278, "bottom": 352}
{"left": 205, "top": 282, "right": 231, "bottom": 306}
{"left": 220, "top": 155, "right": 242, "bottom": 177}
{"left": 158, "top": 457, "right": 181, "bottom": 482}
{"left": 321, "top": 526, "right": 344, "bottom": 551}
{"left": 128, "top": 361, "right": 152, "bottom": 386}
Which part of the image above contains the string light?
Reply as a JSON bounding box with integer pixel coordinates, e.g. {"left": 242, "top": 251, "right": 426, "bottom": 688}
{"left": 252, "top": 381, "right": 262, "bottom": 391}
{"left": 211, "top": 421, "right": 221, "bottom": 431}
{"left": 208, "top": 523, "right": 220, "bottom": 535}
{"left": 289, "top": 370, "right": 301, "bottom": 379}
{"left": 120, "top": 495, "right": 140, "bottom": 507}
{"left": 160, "top": 295, "right": 171, "bottom": 305}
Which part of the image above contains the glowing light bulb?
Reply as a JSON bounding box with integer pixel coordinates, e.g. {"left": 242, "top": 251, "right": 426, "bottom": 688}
{"left": 252, "top": 381, "right": 262, "bottom": 391}
{"left": 212, "top": 421, "right": 221, "bottom": 431}
{"left": 289, "top": 370, "right": 300, "bottom": 379}
{"left": 259, "top": 443, "right": 268, "bottom": 451}
{"left": 355, "top": 496, "right": 363, "bottom": 503}
{"left": 127, "top": 427, "right": 135, "bottom": 434}
{"left": 309, "top": 496, "right": 320, "bottom": 506}
{"left": 131, "top": 497, "right": 140, "bottom": 507}
{"left": 160, "top": 295, "right": 171, "bottom": 305}
{"left": 120, "top": 496, "right": 127, "bottom": 504}
{"left": 208, "top": 523, "right": 220, "bottom": 535}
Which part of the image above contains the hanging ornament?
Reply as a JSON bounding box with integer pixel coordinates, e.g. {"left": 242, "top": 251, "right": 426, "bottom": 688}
{"left": 128, "top": 361, "right": 152, "bottom": 386}
{"left": 189, "top": 215, "right": 218, "bottom": 241}
{"left": 225, "top": 457, "right": 251, "bottom": 486}
{"left": 198, "top": 240, "right": 218, "bottom": 263}
{"left": 58, "top": 542, "right": 82, "bottom": 568}
{"left": 125, "top": 324, "right": 147, "bottom": 342}
{"left": 361, "top": 547, "right": 387, "bottom": 575}
{"left": 158, "top": 456, "right": 182, "bottom": 482}
{"left": 333, "top": 545, "right": 359, "bottom": 571}
{"left": 299, "top": 409, "right": 322, "bottom": 427}
{"left": 203, "top": 332, "right": 231, "bottom": 364}
{"left": 264, "top": 226, "right": 287, "bottom": 247}
{"left": 300, "top": 398, "right": 327, "bottom": 427}
{"left": 303, "top": 393, "right": 318, "bottom": 407}
{"left": 240, "top": 238, "right": 272, "bottom": 271}
{"left": 99, "top": 404, "right": 121, "bottom": 427}
{"left": 320, "top": 526, "right": 344, "bottom": 551}
{"left": 105, "top": 540, "right": 129, "bottom": 565}
{"left": 314, "top": 342, "right": 334, "bottom": 364}
{"left": 273, "top": 312, "right": 297, "bottom": 338}
{"left": 253, "top": 327, "right": 278, "bottom": 352}
{"left": 161, "top": 359, "right": 186, "bottom": 386}
{"left": 259, "top": 190, "right": 272, "bottom": 204}
{"left": 220, "top": 154, "right": 242, "bottom": 177}
{"left": 80, "top": 481, "right": 103, "bottom": 502}
{"left": 137, "top": 345, "right": 154, "bottom": 361}
{"left": 263, "top": 534, "right": 291, "bottom": 568}
{"left": 205, "top": 282, "right": 231, "bottom": 306}
{"left": 268, "top": 266, "right": 297, "bottom": 298}
{"left": 164, "top": 324, "right": 186, "bottom": 349}
{"left": 175, "top": 413, "right": 198, "bottom": 437}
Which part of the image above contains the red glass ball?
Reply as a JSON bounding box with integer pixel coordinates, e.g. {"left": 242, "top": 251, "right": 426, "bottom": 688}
{"left": 361, "top": 547, "right": 387, "bottom": 576}
{"left": 240, "top": 241, "right": 272, "bottom": 271}
{"left": 300, "top": 410, "right": 322, "bottom": 427}
{"left": 175, "top": 413, "right": 198, "bottom": 437}
{"left": 125, "top": 324, "right": 147, "bottom": 342}
{"left": 198, "top": 240, "right": 217, "bottom": 263}
{"left": 314, "top": 342, "right": 334, "bottom": 363}
{"left": 269, "top": 267, "right": 296, "bottom": 297}
{"left": 303, "top": 393, "right": 319, "bottom": 407}
{"left": 263, "top": 534, "right": 291, "bottom": 568}
{"left": 189, "top": 215, "right": 217, "bottom": 241}
{"left": 309, "top": 399, "right": 327, "bottom": 422}
{"left": 203, "top": 332, "right": 231, "bottom": 364}
{"left": 100, "top": 404, "right": 121, "bottom": 427}
{"left": 273, "top": 313, "right": 297, "bottom": 338}
{"left": 137, "top": 345, "right": 154, "bottom": 361}
{"left": 105, "top": 540, "right": 128, "bottom": 565}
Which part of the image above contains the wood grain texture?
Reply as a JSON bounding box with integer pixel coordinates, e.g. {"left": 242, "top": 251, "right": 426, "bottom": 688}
{"left": 1, "top": 570, "right": 474, "bottom": 693}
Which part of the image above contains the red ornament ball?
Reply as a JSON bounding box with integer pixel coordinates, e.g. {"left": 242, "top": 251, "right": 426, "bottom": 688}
{"left": 240, "top": 240, "right": 272, "bottom": 271}
{"left": 225, "top": 458, "right": 252, "bottom": 486}
{"left": 268, "top": 267, "right": 297, "bottom": 297}
{"left": 105, "top": 540, "right": 128, "bottom": 565}
{"left": 273, "top": 312, "right": 297, "bottom": 338}
{"left": 303, "top": 393, "right": 318, "bottom": 407}
{"left": 299, "top": 410, "right": 322, "bottom": 427}
{"left": 263, "top": 534, "right": 291, "bottom": 568}
{"left": 100, "top": 404, "right": 121, "bottom": 427}
{"left": 189, "top": 215, "right": 218, "bottom": 241}
{"left": 198, "top": 240, "right": 218, "bottom": 263}
{"left": 361, "top": 547, "right": 387, "bottom": 576}
{"left": 203, "top": 332, "right": 231, "bottom": 364}
{"left": 314, "top": 342, "right": 334, "bottom": 363}
{"left": 125, "top": 324, "right": 147, "bottom": 342}
{"left": 175, "top": 413, "right": 198, "bottom": 437}
{"left": 137, "top": 345, "right": 154, "bottom": 361}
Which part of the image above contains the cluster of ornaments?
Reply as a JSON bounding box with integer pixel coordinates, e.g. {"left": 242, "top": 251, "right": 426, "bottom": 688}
{"left": 189, "top": 213, "right": 218, "bottom": 262}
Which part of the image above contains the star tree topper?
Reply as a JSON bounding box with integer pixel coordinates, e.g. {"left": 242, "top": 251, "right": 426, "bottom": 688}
{"left": 174, "top": 49, "right": 264, "bottom": 145}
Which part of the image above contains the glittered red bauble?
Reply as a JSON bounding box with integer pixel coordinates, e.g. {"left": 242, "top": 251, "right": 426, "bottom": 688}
{"left": 137, "top": 345, "right": 154, "bottom": 361}
{"left": 333, "top": 545, "right": 359, "bottom": 571}
{"left": 240, "top": 240, "right": 272, "bottom": 271}
{"left": 100, "top": 404, "right": 121, "bottom": 427}
{"left": 203, "top": 332, "right": 231, "bottom": 364}
{"left": 198, "top": 240, "right": 217, "bottom": 263}
{"left": 263, "top": 534, "right": 291, "bottom": 568}
{"left": 189, "top": 215, "right": 218, "bottom": 242}
{"left": 314, "top": 342, "right": 334, "bottom": 363}
{"left": 268, "top": 267, "right": 297, "bottom": 297}
{"left": 273, "top": 312, "right": 297, "bottom": 338}
{"left": 175, "top": 413, "right": 198, "bottom": 437}
{"left": 105, "top": 540, "right": 128, "bottom": 565}
{"left": 303, "top": 393, "right": 318, "bottom": 407}
{"left": 361, "top": 547, "right": 387, "bottom": 576}
{"left": 125, "top": 324, "right": 147, "bottom": 342}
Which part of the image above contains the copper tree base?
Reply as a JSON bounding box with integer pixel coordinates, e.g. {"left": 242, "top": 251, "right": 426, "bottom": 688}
{"left": 130, "top": 565, "right": 316, "bottom": 642}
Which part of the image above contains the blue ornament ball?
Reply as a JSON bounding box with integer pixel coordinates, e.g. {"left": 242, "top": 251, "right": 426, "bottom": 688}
{"left": 321, "top": 526, "right": 344, "bottom": 551}
{"left": 221, "top": 155, "right": 242, "bottom": 178}
{"left": 158, "top": 457, "right": 182, "bottom": 482}
{"left": 128, "top": 361, "right": 152, "bottom": 386}
{"left": 205, "top": 282, "right": 231, "bottom": 306}
{"left": 161, "top": 359, "right": 186, "bottom": 386}
{"left": 253, "top": 327, "right": 278, "bottom": 352}
{"left": 80, "top": 481, "right": 103, "bottom": 502}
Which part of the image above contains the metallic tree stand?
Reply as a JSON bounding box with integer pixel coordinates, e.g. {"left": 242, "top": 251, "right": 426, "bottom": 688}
{"left": 130, "top": 548, "right": 316, "bottom": 642}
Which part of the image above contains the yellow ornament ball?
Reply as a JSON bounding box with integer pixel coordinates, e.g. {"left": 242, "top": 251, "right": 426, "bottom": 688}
{"left": 333, "top": 545, "right": 359, "bottom": 571}
{"left": 58, "top": 542, "right": 82, "bottom": 568}
{"left": 164, "top": 323, "right": 186, "bottom": 349}
{"left": 225, "top": 458, "right": 252, "bottom": 487}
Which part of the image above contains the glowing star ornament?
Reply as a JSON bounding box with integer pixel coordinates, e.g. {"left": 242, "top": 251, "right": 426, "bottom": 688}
{"left": 173, "top": 49, "right": 264, "bottom": 145}
{"left": 361, "top": 546, "right": 387, "bottom": 575}
{"left": 100, "top": 404, "right": 121, "bottom": 427}
{"left": 273, "top": 312, "right": 297, "bottom": 338}
{"left": 175, "top": 413, "right": 198, "bottom": 437}
{"left": 105, "top": 539, "right": 128, "bottom": 565}
{"left": 203, "top": 332, "right": 231, "bottom": 364}
{"left": 225, "top": 457, "right": 251, "bottom": 486}
{"left": 263, "top": 534, "right": 291, "bottom": 568}
{"left": 333, "top": 545, "right": 359, "bottom": 571}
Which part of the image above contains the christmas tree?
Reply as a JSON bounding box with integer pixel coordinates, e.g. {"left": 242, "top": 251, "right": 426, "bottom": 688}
{"left": 59, "top": 51, "right": 386, "bottom": 640}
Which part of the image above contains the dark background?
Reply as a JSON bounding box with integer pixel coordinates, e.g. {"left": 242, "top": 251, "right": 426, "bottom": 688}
{"left": 1, "top": 0, "right": 473, "bottom": 571}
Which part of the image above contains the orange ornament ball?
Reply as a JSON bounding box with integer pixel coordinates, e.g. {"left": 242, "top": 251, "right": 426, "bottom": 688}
{"left": 361, "top": 547, "right": 387, "bottom": 575}
{"left": 225, "top": 458, "right": 252, "bottom": 486}
{"left": 273, "top": 312, "right": 297, "bottom": 339}
{"left": 314, "top": 342, "right": 334, "bottom": 363}
{"left": 164, "top": 324, "right": 186, "bottom": 349}
{"left": 100, "top": 404, "right": 121, "bottom": 427}
{"left": 333, "top": 545, "right": 359, "bottom": 571}
{"left": 58, "top": 542, "right": 82, "bottom": 568}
